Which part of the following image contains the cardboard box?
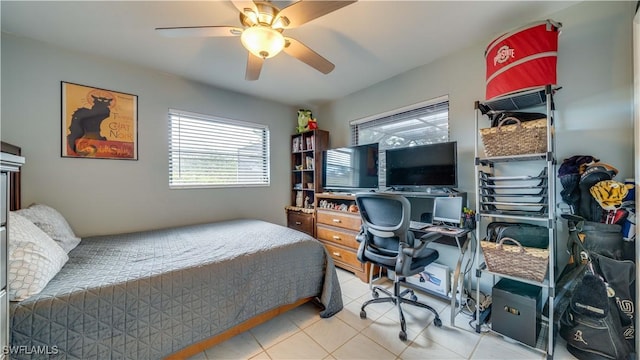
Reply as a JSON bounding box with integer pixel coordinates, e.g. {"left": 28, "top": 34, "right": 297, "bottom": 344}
{"left": 405, "top": 263, "right": 450, "bottom": 296}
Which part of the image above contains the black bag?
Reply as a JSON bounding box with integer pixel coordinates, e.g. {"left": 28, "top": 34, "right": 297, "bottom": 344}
{"left": 593, "top": 254, "right": 636, "bottom": 351}
{"left": 559, "top": 269, "right": 633, "bottom": 360}
{"left": 485, "top": 222, "right": 548, "bottom": 249}
{"left": 489, "top": 111, "right": 547, "bottom": 127}
{"left": 558, "top": 215, "right": 636, "bottom": 359}
{"left": 563, "top": 214, "right": 625, "bottom": 261}
{"left": 580, "top": 222, "right": 624, "bottom": 261}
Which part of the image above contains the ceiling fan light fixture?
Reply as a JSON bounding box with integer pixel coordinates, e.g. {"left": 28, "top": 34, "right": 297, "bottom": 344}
{"left": 240, "top": 26, "right": 285, "bottom": 59}
{"left": 271, "top": 16, "right": 290, "bottom": 30}
{"left": 243, "top": 8, "right": 259, "bottom": 25}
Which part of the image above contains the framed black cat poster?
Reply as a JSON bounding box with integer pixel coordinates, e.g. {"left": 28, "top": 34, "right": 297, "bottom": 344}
{"left": 61, "top": 81, "right": 138, "bottom": 160}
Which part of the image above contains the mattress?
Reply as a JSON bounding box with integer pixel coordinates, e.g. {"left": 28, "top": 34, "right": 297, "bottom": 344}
{"left": 10, "top": 219, "right": 343, "bottom": 359}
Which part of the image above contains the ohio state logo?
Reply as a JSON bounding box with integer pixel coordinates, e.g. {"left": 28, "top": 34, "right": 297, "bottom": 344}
{"left": 494, "top": 45, "right": 515, "bottom": 65}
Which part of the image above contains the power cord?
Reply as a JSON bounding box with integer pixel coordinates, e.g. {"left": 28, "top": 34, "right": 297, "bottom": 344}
{"left": 465, "top": 290, "right": 492, "bottom": 332}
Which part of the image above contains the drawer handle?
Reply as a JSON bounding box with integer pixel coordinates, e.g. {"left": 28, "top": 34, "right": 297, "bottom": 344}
{"left": 332, "top": 235, "right": 341, "bottom": 240}
{"left": 295, "top": 221, "right": 302, "bottom": 225}
{"left": 332, "top": 251, "right": 341, "bottom": 257}
{"left": 332, "top": 219, "right": 341, "bottom": 223}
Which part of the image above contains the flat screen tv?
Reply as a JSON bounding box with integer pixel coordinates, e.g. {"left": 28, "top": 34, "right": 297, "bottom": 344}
{"left": 385, "top": 141, "right": 457, "bottom": 188}
{"left": 322, "top": 143, "right": 379, "bottom": 191}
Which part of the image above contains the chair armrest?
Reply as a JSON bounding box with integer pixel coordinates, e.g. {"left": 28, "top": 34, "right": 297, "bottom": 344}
{"left": 356, "top": 225, "right": 367, "bottom": 243}
{"left": 402, "top": 232, "right": 440, "bottom": 257}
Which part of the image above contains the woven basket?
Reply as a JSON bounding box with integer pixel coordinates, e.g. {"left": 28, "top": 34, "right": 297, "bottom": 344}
{"left": 480, "top": 117, "right": 547, "bottom": 157}
{"left": 480, "top": 237, "right": 548, "bottom": 282}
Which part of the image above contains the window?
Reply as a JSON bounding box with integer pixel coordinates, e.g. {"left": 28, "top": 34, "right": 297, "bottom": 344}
{"left": 350, "top": 96, "right": 449, "bottom": 187}
{"left": 169, "top": 109, "right": 270, "bottom": 188}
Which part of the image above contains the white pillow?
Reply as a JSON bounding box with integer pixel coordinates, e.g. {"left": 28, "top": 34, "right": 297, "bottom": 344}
{"left": 8, "top": 212, "right": 69, "bottom": 301}
{"left": 16, "top": 204, "right": 81, "bottom": 253}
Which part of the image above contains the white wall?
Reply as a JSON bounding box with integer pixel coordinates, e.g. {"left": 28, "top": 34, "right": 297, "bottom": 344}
{"left": 1, "top": 34, "right": 296, "bottom": 237}
{"left": 320, "top": 1, "right": 635, "bottom": 197}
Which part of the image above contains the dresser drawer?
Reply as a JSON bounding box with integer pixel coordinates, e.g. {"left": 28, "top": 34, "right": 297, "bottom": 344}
{"left": 323, "top": 242, "right": 364, "bottom": 271}
{"left": 316, "top": 224, "right": 359, "bottom": 249}
{"left": 287, "top": 211, "right": 314, "bottom": 236}
{"left": 316, "top": 211, "right": 361, "bottom": 231}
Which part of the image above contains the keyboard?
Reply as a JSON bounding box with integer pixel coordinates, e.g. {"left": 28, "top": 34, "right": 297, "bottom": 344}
{"left": 409, "top": 221, "right": 432, "bottom": 230}
{"left": 428, "top": 226, "right": 464, "bottom": 236}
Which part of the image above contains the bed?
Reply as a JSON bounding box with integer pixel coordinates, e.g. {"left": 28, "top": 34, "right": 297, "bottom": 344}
{"left": 5, "top": 146, "right": 343, "bottom": 359}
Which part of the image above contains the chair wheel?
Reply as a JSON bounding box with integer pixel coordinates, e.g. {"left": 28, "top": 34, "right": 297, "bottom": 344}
{"left": 360, "top": 310, "right": 367, "bottom": 319}
{"left": 410, "top": 294, "right": 418, "bottom": 302}
{"left": 434, "top": 317, "right": 442, "bottom": 327}
{"left": 372, "top": 290, "right": 379, "bottom": 299}
{"left": 399, "top": 330, "right": 407, "bottom": 341}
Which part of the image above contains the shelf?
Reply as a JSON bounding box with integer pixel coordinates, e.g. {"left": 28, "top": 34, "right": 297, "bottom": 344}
{"left": 480, "top": 201, "right": 548, "bottom": 207}
{"left": 289, "top": 130, "right": 329, "bottom": 223}
{"left": 476, "top": 262, "right": 551, "bottom": 288}
{"left": 483, "top": 317, "right": 551, "bottom": 356}
{"left": 316, "top": 192, "right": 359, "bottom": 201}
{"left": 400, "top": 279, "right": 462, "bottom": 306}
{"left": 478, "top": 86, "right": 554, "bottom": 113}
{"left": 476, "top": 153, "right": 550, "bottom": 165}
{"left": 284, "top": 205, "right": 315, "bottom": 214}
{"left": 478, "top": 211, "right": 551, "bottom": 222}
{"left": 474, "top": 88, "right": 558, "bottom": 360}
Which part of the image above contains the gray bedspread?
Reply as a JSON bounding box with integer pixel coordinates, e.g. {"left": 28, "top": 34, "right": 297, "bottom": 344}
{"left": 10, "top": 219, "right": 343, "bottom": 359}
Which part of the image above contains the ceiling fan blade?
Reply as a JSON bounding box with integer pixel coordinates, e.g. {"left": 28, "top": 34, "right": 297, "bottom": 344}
{"left": 245, "top": 52, "right": 264, "bottom": 81}
{"left": 283, "top": 37, "right": 335, "bottom": 74}
{"left": 231, "top": 0, "right": 258, "bottom": 15}
{"left": 155, "top": 26, "right": 243, "bottom": 38}
{"left": 274, "top": 1, "right": 357, "bottom": 29}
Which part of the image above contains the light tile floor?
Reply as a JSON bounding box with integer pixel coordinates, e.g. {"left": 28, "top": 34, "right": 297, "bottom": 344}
{"left": 188, "top": 268, "right": 578, "bottom": 359}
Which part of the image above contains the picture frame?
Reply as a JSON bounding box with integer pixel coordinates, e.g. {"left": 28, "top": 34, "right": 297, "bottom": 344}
{"left": 61, "top": 81, "right": 138, "bottom": 160}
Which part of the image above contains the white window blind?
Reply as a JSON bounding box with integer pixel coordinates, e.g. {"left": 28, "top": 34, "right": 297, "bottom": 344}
{"left": 169, "top": 109, "right": 270, "bottom": 188}
{"left": 350, "top": 97, "right": 449, "bottom": 187}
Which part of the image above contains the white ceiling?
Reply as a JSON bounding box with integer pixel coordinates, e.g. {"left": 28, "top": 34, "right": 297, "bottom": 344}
{"left": 1, "top": 1, "right": 579, "bottom": 107}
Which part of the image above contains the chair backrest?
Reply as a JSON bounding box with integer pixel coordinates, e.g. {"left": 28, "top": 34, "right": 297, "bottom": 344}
{"left": 355, "top": 192, "right": 413, "bottom": 257}
{"left": 356, "top": 192, "right": 410, "bottom": 234}
{"left": 356, "top": 192, "right": 439, "bottom": 277}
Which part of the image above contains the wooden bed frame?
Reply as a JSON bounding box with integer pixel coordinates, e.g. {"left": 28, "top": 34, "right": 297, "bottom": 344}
{"left": 168, "top": 297, "right": 313, "bottom": 359}
{"left": 1, "top": 142, "right": 316, "bottom": 359}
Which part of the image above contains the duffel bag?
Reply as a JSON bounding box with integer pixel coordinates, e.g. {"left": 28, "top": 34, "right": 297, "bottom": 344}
{"left": 486, "top": 221, "right": 548, "bottom": 248}
{"left": 581, "top": 221, "right": 625, "bottom": 260}
{"left": 593, "top": 254, "right": 636, "bottom": 351}
{"left": 559, "top": 272, "right": 634, "bottom": 360}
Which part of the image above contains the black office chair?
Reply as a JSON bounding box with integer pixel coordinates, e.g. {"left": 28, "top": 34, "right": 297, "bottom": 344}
{"left": 355, "top": 193, "right": 443, "bottom": 341}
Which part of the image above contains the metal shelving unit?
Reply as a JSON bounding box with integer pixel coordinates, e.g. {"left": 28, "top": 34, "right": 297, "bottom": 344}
{"left": 473, "top": 85, "right": 558, "bottom": 359}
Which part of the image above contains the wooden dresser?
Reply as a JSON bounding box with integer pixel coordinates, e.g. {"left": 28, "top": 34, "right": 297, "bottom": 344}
{"left": 315, "top": 193, "right": 372, "bottom": 282}
{"left": 1, "top": 147, "right": 25, "bottom": 360}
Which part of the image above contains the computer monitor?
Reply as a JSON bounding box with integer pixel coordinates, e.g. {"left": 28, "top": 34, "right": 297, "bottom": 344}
{"left": 432, "top": 197, "right": 463, "bottom": 225}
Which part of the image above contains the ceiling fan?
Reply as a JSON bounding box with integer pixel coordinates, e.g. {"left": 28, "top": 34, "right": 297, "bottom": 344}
{"left": 156, "top": 0, "right": 357, "bottom": 81}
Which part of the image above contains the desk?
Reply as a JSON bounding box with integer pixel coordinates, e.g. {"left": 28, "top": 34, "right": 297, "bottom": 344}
{"left": 404, "top": 227, "right": 473, "bottom": 326}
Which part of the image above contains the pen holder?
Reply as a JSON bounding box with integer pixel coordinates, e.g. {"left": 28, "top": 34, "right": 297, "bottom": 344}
{"left": 463, "top": 215, "right": 476, "bottom": 230}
